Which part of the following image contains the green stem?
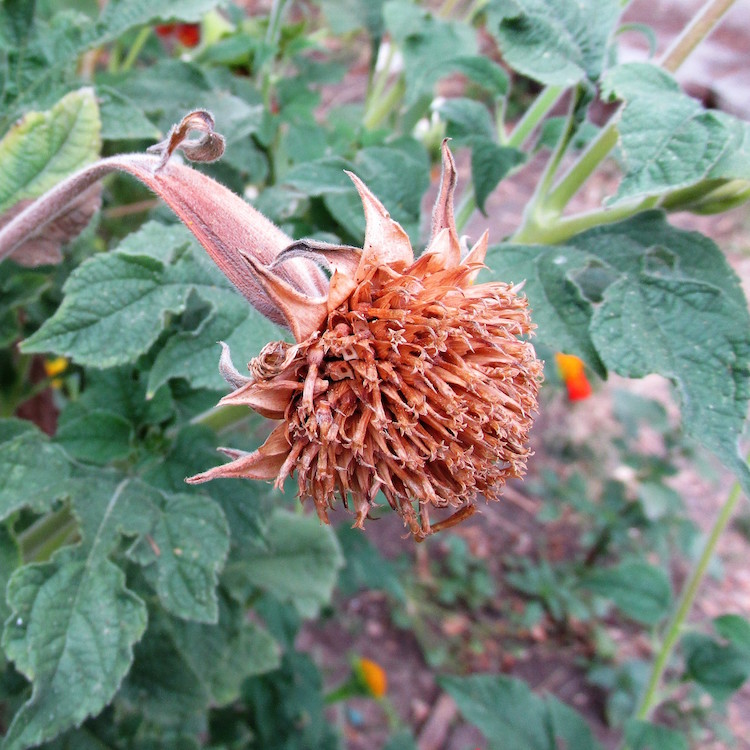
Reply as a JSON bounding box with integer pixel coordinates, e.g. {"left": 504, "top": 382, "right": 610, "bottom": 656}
{"left": 657, "top": 0, "right": 737, "bottom": 73}
{"left": 437, "top": 0, "right": 462, "bottom": 18}
{"left": 18, "top": 507, "right": 77, "bottom": 562}
{"left": 454, "top": 85, "right": 564, "bottom": 232}
{"left": 189, "top": 403, "right": 253, "bottom": 434}
{"left": 634, "top": 476, "right": 745, "bottom": 721}
{"left": 363, "top": 78, "right": 406, "bottom": 130}
{"left": 120, "top": 26, "right": 151, "bottom": 72}
{"left": 507, "top": 85, "right": 564, "bottom": 150}
{"left": 464, "top": 0, "right": 490, "bottom": 23}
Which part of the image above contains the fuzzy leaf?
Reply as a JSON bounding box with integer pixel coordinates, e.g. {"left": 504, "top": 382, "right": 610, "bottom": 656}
{"left": 0, "top": 526, "right": 19, "bottom": 623}
{"left": 166, "top": 596, "right": 280, "bottom": 706}
{"left": 486, "top": 0, "right": 620, "bottom": 86}
{"left": 582, "top": 562, "right": 672, "bottom": 625}
{"left": 440, "top": 673, "right": 603, "bottom": 750}
{"left": 682, "top": 633, "right": 750, "bottom": 700}
{"left": 436, "top": 98, "right": 495, "bottom": 142}
{"left": 470, "top": 140, "right": 526, "bottom": 214}
{"left": 383, "top": 2, "right": 477, "bottom": 105}
{"left": 602, "top": 64, "right": 743, "bottom": 203}
{"left": 124, "top": 482, "right": 229, "bottom": 623}
{"left": 222, "top": 510, "right": 343, "bottom": 618}
{"left": 481, "top": 244, "right": 606, "bottom": 376}
{"left": 569, "top": 213, "right": 750, "bottom": 492}
{"left": 0, "top": 88, "right": 100, "bottom": 214}
{"left": 55, "top": 410, "right": 133, "bottom": 465}
{"left": 0, "top": 420, "right": 71, "bottom": 522}
{"left": 2, "top": 475, "right": 150, "bottom": 749}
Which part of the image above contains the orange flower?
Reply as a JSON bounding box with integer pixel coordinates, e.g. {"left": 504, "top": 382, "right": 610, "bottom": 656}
{"left": 187, "top": 142, "right": 542, "bottom": 539}
{"left": 555, "top": 353, "right": 592, "bottom": 401}
{"left": 355, "top": 658, "right": 387, "bottom": 698}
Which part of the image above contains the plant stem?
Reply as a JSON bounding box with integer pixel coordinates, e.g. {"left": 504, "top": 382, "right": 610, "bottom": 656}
{"left": 189, "top": 404, "right": 253, "bottom": 434}
{"left": 363, "top": 78, "right": 406, "bottom": 131}
{"left": 18, "top": 506, "right": 77, "bottom": 562}
{"left": 658, "top": 0, "right": 737, "bottom": 73}
{"left": 454, "top": 85, "right": 564, "bottom": 232}
{"left": 120, "top": 26, "right": 151, "bottom": 72}
{"left": 633, "top": 477, "right": 745, "bottom": 721}
{"left": 507, "top": 85, "right": 564, "bottom": 150}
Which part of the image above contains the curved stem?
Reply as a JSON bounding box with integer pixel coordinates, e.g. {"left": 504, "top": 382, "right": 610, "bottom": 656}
{"left": 634, "top": 476, "right": 745, "bottom": 721}
{"left": 507, "top": 85, "right": 564, "bottom": 150}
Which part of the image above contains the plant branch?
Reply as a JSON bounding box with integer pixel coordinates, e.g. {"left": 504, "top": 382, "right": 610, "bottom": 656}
{"left": 633, "top": 475, "right": 745, "bottom": 722}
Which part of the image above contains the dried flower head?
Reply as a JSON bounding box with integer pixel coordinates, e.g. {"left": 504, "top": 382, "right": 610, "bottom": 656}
{"left": 187, "top": 141, "right": 542, "bottom": 540}
{"left": 0, "top": 107, "right": 541, "bottom": 540}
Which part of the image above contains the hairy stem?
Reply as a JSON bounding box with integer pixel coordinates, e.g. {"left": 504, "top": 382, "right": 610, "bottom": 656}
{"left": 634, "top": 477, "right": 745, "bottom": 721}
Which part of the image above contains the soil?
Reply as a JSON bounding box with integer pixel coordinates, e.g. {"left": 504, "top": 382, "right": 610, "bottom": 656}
{"left": 299, "top": 2, "right": 750, "bottom": 748}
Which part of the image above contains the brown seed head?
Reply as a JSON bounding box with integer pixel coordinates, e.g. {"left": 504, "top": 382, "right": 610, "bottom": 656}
{"left": 188, "top": 141, "right": 542, "bottom": 540}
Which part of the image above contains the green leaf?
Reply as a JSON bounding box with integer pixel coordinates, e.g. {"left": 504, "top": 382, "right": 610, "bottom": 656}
{"left": 436, "top": 98, "right": 495, "bottom": 142}
{"left": 486, "top": 0, "right": 620, "bottom": 86}
{"left": 582, "top": 561, "right": 672, "bottom": 625}
{"left": 383, "top": 1, "right": 477, "bottom": 105}
{"left": 0, "top": 525, "right": 20, "bottom": 623}
{"left": 624, "top": 720, "right": 688, "bottom": 750}
{"left": 166, "top": 595, "right": 280, "bottom": 706}
{"left": 440, "top": 673, "right": 603, "bottom": 750}
{"left": 95, "top": 85, "right": 160, "bottom": 141}
{"left": 2, "top": 554, "right": 145, "bottom": 750}
{"left": 682, "top": 632, "right": 750, "bottom": 701}
{"left": 147, "top": 299, "right": 287, "bottom": 395}
{"left": 55, "top": 410, "right": 133, "bottom": 465}
{"left": 481, "top": 244, "right": 606, "bottom": 376}
{"left": 470, "top": 139, "right": 526, "bottom": 213}
{"left": 0, "top": 420, "right": 72, "bottom": 522}
{"left": 117, "top": 613, "right": 209, "bottom": 731}
{"left": 124, "top": 482, "right": 229, "bottom": 623}
{"left": 0, "top": 88, "right": 100, "bottom": 214}
{"left": 570, "top": 213, "right": 750, "bottom": 490}
{"left": 714, "top": 614, "right": 750, "bottom": 656}
{"left": 442, "top": 56, "right": 509, "bottom": 97}
{"left": 319, "top": 0, "right": 384, "bottom": 36}
{"left": 22, "top": 221, "right": 279, "bottom": 377}
{"left": 222, "top": 510, "right": 343, "bottom": 618}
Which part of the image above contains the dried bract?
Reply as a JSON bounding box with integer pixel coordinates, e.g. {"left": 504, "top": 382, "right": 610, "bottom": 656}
{"left": 188, "top": 141, "right": 542, "bottom": 540}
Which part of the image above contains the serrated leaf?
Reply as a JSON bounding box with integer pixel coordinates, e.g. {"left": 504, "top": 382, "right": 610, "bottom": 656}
{"left": 147, "top": 297, "right": 287, "bottom": 395}
{"left": 118, "top": 614, "right": 209, "bottom": 730}
{"left": 166, "top": 595, "right": 280, "bottom": 706}
{"left": 124, "top": 482, "right": 229, "bottom": 623}
{"left": 569, "top": 213, "right": 750, "bottom": 490}
{"left": 383, "top": 1, "right": 477, "bottom": 105}
{"left": 0, "top": 88, "right": 100, "bottom": 214}
{"left": 55, "top": 410, "right": 133, "bottom": 465}
{"left": 582, "top": 561, "right": 672, "bottom": 625}
{"left": 440, "top": 673, "right": 603, "bottom": 750}
{"left": 481, "top": 244, "right": 606, "bottom": 376}
{"left": 470, "top": 139, "right": 526, "bottom": 213}
{"left": 96, "top": 86, "right": 160, "bottom": 141}
{"left": 623, "top": 720, "right": 688, "bottom": 750}
{"left": 486, "top": 0, "right": 620, "bottom": 86}
{"left": 222, "top": 510, "right": 343, "bottom": 618}
{"left": 2, "top": 550, "right": 146, "bottom": 749}
{"left": 442, "top": 56, "right": 509, "bottom": 96}
{"left": 0, "top": 420, "right": 72, "bottom": 521}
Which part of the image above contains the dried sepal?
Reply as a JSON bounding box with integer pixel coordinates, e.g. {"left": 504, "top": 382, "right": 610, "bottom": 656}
{"left": 147, "top": 109, "right": 226, "bottom": 171}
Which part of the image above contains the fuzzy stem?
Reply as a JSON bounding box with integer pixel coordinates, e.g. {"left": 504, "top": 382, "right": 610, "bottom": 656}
{"left": 634, "top": 477, "right": 745, "bottom": 722}
{"left": 18, "top": 507, "right": 77, "bottom": 562}
{"left": 363, "top": 78, "right": 406, "bottom": 130}
{"left": 189, "top": 404, "right": 252, "bottom": 434}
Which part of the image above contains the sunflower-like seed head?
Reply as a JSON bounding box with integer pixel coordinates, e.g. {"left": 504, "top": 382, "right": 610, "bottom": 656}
{"left": 188, "top": 141, "right": 542, "bottom": 540}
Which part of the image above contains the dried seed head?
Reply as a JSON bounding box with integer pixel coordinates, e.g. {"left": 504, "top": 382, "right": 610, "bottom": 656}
{"left": 188, "top": 140, "right": 542, "bottom": 540}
